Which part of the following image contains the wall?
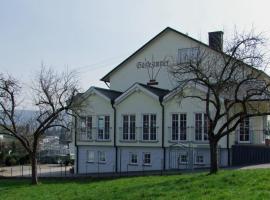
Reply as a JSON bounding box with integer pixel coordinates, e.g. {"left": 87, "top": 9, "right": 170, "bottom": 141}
{"left": 76, "top": 93, "right": 114, "bottom": 146}
{"left": 77, "top": 146, "right": 115, "bottom": 174}
{"left": 115, "top": 90, "right": 162, "bottom": 147}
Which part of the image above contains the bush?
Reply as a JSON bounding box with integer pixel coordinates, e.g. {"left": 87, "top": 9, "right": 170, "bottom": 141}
{"left": 19, "top": 154, "right": 30, "bottom": 165}
{"left": 5, "top": 156, "right": 17, "bottom": 166}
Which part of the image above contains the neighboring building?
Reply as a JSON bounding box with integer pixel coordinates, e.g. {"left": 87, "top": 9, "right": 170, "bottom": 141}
{"left": 39, "top": 128, "right": 74, "bottom": 163}
{"left": 72, "top": 27, "right": 269, "bottom": 174}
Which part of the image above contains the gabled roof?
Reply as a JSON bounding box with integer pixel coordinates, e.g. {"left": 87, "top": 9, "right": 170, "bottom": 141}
{"left": 138, "top": 83, "right": 170, "bottom": 99}
{"left": 74, "top": 86, "right": 122, "bottom": 104}
{"left": 114, "top": 83, "right": 170, "bottom": 105}
{"left": 100, "top": 26, "right": 270, "bottom": 83}
{"left": 101, "top": 27, "right": 212, "bottom": 83}
{"left": 93, "top": 87, "right": 122, "bottom": 101}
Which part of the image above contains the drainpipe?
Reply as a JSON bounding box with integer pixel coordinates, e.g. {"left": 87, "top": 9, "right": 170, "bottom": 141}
{"left": 225, "top": 100, "right": 231, "bottom": 166}
{"left": 111, "top": 100, "right": 118, "bottom": 173}
{"left": 74, "top": 115, "right": 79, "bottom": 174}
{"left": 159, "top": 97, "right": 166, "bottom": 171}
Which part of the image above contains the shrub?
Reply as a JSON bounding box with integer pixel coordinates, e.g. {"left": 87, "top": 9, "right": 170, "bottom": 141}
{"left": 5, "top": 156, "right": 17, "bottom": 166}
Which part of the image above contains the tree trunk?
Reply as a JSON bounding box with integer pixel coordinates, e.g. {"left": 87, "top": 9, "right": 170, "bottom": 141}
{"left": 31, "top": 153, "right": 38, "bottom": 185}
{"left": 209, "top": 139, "right": 218, "bottom": 174}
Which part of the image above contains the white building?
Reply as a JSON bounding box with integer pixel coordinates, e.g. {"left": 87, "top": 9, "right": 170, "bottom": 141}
{"left": 72, "top": 27, "right": 269, "bottom": 174}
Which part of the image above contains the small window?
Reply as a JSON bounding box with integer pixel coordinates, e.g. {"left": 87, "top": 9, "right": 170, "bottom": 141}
{"left": 87, "top": 150, "right": 94, "bottom": 162}
{"left": 130, "top": 153, "right": 138, "bottom": 164}
{"left": 143, "top": 153, "right": 151, "bottom": 165}
{"left": 180, "top": 154, "right": 188, "bottom": 164}
{"left": 98, "top": 151, "right": 106, "bottom": 163}
{"left": 196, "top": 155, "right": 204, "bottom": 164}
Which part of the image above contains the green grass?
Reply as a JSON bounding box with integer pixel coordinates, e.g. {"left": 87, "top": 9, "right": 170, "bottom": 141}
{"left": 1, "top": 169, "right": 270, "bottom": 200}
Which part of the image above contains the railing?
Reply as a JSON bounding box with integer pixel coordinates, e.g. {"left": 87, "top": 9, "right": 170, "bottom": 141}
{"left": 235, "top": 129, "right": 266, "bottom": 144}
{"left": 118, "top": 127, "right": 138, "bottom": 142}
{"left": 168, "top": 127, "right": 209, "bottom": 143}
{"left": 118, "top": 127, "right": 159, "bottom": 142}
{"left": 77, "top": 127, "right": 112, "bottom": 142}
{"left": 138, "top": 127, "right": 159, "bottom": 142}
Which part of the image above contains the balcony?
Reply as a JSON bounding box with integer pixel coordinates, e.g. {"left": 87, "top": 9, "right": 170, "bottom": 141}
{"left": 77, "top": 127, "right": 112, "bottom": 142}
{"left": 118, "top": 127, "right": 159, "bottom": 143}
{"left": 168, "top": 127, "right": 209, "bottom": 144}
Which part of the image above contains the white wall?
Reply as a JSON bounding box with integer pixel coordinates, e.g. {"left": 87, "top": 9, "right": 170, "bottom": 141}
{"left": 76, "top": 93, "right": 114, "bottom": 146}
{"left": 109, "top": 30, "right": 204, "bottom": 91}
{"left": 115, "top": 90, "right": 162, "bottom": 147}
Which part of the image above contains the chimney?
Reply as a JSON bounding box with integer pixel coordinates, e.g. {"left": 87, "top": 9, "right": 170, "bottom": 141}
{"left": 208, "top": 31, "right": 223, "bottom": 51}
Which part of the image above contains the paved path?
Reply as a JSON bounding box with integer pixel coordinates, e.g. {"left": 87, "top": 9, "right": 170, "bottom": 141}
{"left": 237, "top": 163, "right": 270, "bottom": 170}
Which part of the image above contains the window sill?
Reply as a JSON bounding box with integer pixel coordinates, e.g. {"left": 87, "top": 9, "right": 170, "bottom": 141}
{"left": 98, "top": 162, "right": 106, "bottom": 164}
{"left": 168, "top": 140, "right": 188, "bottom": 143}
{"left": 78, "top": 139, "right": 94, "bottom": 142}
{"left": 95, "top": 139, "right": 111, "bottom": 142}
{"left": 128, "top": 163, "right": 138, "bottom": 166}
{"left": 119, "top": 140, "right": 137, "bottom": 143}
{"left": 179, "top": 162, "right": 188, "bottom": 164}
{"left": 237, "top": 141, "right": 251, "bottom": 144}
{"left": 194, "top": 163, "right": 205, "bottom": 166}
{"left": 140, "top": 140, "right": 159, "bottom": 143}
{"left": 86, "top": 161, "right": 95, "bottom": 164}
{"left": 142, "top": 164, "right": 152, "bottom": 167}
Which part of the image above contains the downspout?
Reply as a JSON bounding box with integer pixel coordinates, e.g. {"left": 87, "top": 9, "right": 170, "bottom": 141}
{"left": 111, "top": 100, "right": 118, "bottom": 173}
{"left": 225, "top": 100, "right": 230, "bottom": 166}
{"left": 159, "top": 97, "right": 166, "bottom": 171}
{"left": 74, "top": 115, "right": 79, "bottom": 174}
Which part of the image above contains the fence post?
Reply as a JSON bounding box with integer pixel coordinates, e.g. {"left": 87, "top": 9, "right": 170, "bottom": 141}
{"left": 11, "top": 167, "right": 12, "bottom": 177}
{"left": 65, "top": 166, "right": 67, "bottom": 176}
{"left": 22, "top": 165, "right": 23, "bottom": 177}
{"left": 127, "top": 164, "right": 128, "bottom": 176}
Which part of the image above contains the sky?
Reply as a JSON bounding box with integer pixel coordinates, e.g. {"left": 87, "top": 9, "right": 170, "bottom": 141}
{"left": 1, "top": 0, "right": 270, "bottom": 94}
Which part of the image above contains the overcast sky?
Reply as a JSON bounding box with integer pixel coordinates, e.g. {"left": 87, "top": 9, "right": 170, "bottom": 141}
{"left": 1, "top": 0, "right": 270, "bottom": 92}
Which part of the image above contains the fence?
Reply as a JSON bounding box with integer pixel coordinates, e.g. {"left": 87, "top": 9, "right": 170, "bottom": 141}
{"left": 0, "top": 164, "right": 74, "bottom": 177}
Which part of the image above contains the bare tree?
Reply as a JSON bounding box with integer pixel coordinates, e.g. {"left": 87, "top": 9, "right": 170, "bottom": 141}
{"left": 170, "top": 30, "right": 270, "bottom": 174}
{"left": 0, "top": 66, "right": 78, "bottom": 184}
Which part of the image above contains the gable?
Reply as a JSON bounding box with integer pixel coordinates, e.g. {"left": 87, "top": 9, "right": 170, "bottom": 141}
{"left": 102, "top": 27, "right": 209, "bottom": 91}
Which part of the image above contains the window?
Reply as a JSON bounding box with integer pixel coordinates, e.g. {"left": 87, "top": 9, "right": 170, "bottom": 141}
{"left": 123, "top": 115, "right": 136, "bottom": 140}
{"left": 87, "top": 150, "right": 94, "bottom": 162}
{"left": 172, "top": 114, "right": 187, "bottom": 141}
{"left": 178, "top": 48, "right": 199, "bottom": 64}
{"left": 195, "top": 113, "right": 208, "bottom": 141}
{"left": 97, "top": 116, "right": 110, "bottom": 140}
{"left": 130, "top": 153, "right": 138, "bottom": 164}
{"left": 143, "top": 114, "right": 157, "bottom": 141}
{"left": 239, "top": 117, "right": 250, "bottom": 142}
{"left": 143, "top": 153, "right": 151, "bottom": 165}
{"left": 98, "top": 151, "right": 106, "bottom": 163}
{"left": 179, "top": 154, "right": 188, "bottom": 164}
{"left": 80, "top": 116, "right": 92, "bottom": 140}
{"left": 195, "top": 155, "right": 204, "bottom": 164}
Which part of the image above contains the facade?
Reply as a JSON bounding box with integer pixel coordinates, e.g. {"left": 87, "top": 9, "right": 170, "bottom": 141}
{"left": 72, "top": 27, "right": 269, "bottom": 174}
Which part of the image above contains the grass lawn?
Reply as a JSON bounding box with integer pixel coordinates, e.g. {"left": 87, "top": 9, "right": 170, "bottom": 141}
{"left": 1, "top": 169, "right": 270, "bottom": 200}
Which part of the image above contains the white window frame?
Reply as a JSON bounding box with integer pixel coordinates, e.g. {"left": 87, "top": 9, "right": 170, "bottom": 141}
{"left": 87, "top": 150, "right": 95, "bottom": 163}
{"left": 98, "top": 151, "right": 106, "bottom": 163}
{"left": 80, "top": 116, "right": 93, "bottom": 140}
{"left": 97, "top": 115, "right": 110, "bottom": 140}
{"left": 171, "top": 113, "right": 187, "bottom": 141}
{"left": 142, "top": 113, "right": 157, "bottom": 141}
{"left": 195, "top": 155, "right": 204, "bottom": 164}
{"left": 143, "top": 152, "right": 151, "bottom": 165}
{"left": 179, "top": 154, "right": 188, "bottom": 164}
{"left": 129, "top": 153, "right": 138, "bottom": 165}
{"left": 238, "top": 117, "right": 250, "bottom": 143}
{"left": 122, "top": 114, "right": 136, "bottom": 141}
{"left": 195, "top": 113, "right": 209, "bottom": 141}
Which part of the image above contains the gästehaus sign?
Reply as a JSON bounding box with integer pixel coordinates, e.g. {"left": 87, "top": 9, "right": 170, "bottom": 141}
{"left": 136, "top": 58, "right": 170, "bottom": 69}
